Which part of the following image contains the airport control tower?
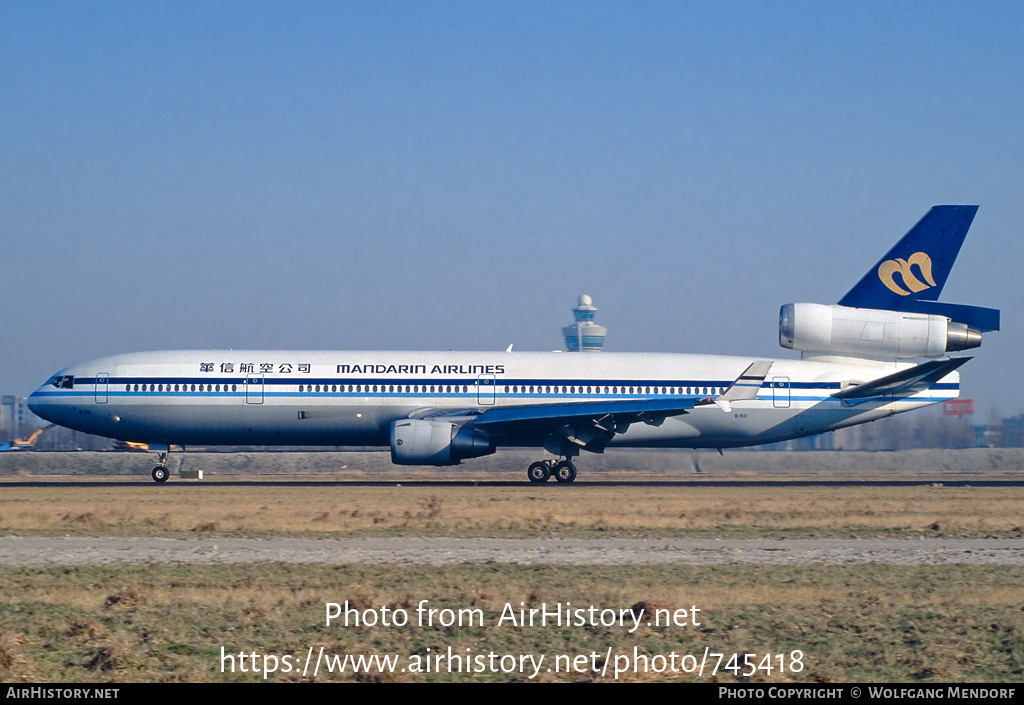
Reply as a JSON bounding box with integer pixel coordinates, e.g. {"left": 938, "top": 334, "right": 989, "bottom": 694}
{"left": 562, "top": 294, "right": 607, "bottom": 352}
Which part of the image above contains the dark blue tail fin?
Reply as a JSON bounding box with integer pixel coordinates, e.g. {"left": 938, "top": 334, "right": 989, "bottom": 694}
{"left": 840, "top": 205, "right": 977, "bottom": 307}
{"left": 838, "top": 206, "right": 999, "bottom": 332}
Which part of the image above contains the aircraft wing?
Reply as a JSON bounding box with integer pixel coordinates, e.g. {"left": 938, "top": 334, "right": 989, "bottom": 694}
{"left": 831, "top": 357, "right": 971, "bottom": 405}
{"left": 412, "top": 362, "right": 774, "bottom": 453}
{"left": 468, "top": 360, "right": 772, "bottom": 428}
{"left": 469, "top": 397, "right": 701, "bottom": 453}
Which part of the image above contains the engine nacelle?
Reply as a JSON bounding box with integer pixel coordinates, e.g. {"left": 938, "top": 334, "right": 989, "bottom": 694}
{"left": 390, "top": 419, "right": 495, "bottom": 466}
{"left": 779, "top": 303, "right": 982, "bottom": 359}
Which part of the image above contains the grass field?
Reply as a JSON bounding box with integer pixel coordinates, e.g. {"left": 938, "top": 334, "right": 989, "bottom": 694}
{"left": 0, "top": 563, "right": 1022, "bottom": 682}
{"left": 0, "top": 482, "right": 1022, "bottom": 538}
{"left": 1, "top": 479, "right": 1022, "bottom": 682}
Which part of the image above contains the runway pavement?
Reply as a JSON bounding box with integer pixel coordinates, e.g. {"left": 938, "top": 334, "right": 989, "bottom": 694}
{"left": 3, "top": 537, "right": 1024, "bottom": 566}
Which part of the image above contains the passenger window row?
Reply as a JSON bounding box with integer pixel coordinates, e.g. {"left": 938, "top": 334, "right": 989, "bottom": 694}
{"left": 126, "top": 383, "right": 237, "bottom": 393}
{"left": 298, "top": 384, "right": 470, "bottom": 394}
{"left": 503, "top": 385, "right": 720, "bottom": 396}
{"left": 122, "top": 383, "right": 721, "bottom": 396}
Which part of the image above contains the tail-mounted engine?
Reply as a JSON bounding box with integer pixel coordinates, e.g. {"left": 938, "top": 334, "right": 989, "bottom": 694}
{"left": 390, "top": 419, "right": 495, "bottom": 466}
{"left": 779, "top": 303, "right": 982, "bottom": 359}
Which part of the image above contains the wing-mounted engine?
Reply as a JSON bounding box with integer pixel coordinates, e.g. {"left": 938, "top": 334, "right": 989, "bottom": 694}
{"left": 390, "top": 419, "right": 495, "bottom": 466}
{"left": 779, "top": 303, "right": 982, "bottom": 359}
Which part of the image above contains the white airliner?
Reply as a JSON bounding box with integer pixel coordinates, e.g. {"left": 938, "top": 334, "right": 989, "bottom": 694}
{"left": 28, "top": 206, "right": 999, "bottom": 483}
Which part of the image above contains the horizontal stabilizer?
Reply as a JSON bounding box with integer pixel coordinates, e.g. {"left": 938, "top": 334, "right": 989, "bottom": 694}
{"left": 889, "top": 300, "right": 1000, "bottom": 333}
{"left": 831, "top": 357, "right": 970, "bottom": 404}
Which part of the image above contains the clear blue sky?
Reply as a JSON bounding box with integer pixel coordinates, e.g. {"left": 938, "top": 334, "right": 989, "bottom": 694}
{"left": 2, "top": 1, "right": 1021, "bottom": 415}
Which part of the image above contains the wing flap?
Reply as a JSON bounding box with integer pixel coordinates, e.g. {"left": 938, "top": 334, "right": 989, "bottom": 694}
{"left": 471, "top": 397, "right": 700, "bottom": 454}
{"left": 472, "top": 397, "right": 699, "bottom": 426}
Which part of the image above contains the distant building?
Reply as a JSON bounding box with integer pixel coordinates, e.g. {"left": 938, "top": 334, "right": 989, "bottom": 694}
{"left": 1001, "top": 414, "right": 1024, "bottom": 448}
{"left": 562, "top": 294, "right": 607, "bottom": 352}
{"left": 0, "top": 396, "right": 28, "bottom": 443}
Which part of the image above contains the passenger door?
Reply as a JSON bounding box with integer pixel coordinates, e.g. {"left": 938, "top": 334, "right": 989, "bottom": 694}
{"left": 245, "top": 374, "right": 264, "bottom": 404}
{"left": 477, "top": 375, "right": 495, "bottom": 406}
{"left": 772, "top": 376, "right": 790, "bottom": 408}
{"left": 95, "top": 373, "right": 108, "bottom": 404}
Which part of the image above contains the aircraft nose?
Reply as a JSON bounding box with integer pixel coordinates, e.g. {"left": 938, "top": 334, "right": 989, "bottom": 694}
{"left": 28, "top": 386, "right": 53, "bottom": 421}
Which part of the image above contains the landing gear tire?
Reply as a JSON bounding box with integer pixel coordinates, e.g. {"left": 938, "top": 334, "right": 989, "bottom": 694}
{"left": 152, "top": 466, "right": 169, "bottom": 483}
{"left": 527, "top": 461, "right": 551, "bottom": 483}
{"left": 553, "top": 460, "right": 577, "bottom": 484}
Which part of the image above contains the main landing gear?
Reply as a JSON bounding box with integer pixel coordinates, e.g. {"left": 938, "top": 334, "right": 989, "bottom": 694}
{"left": 527, "top": 458, "right": 577, "bottom": 484}
{"left": 152, "top": 452, "right": 169, "bottom": 483}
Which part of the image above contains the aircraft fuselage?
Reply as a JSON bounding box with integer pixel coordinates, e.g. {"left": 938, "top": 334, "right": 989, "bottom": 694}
{"left": 28, "top": 349, "right": 954, "bottom": 450}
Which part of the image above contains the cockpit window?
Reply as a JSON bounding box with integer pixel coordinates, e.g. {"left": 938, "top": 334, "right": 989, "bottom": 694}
{"left": 49, "top": 375, "right": 75, "bottom": 389}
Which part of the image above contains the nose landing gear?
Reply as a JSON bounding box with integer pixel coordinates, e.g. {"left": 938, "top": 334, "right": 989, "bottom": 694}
{"left": 152, "top": 452, "right": 169, "bottom": 483}
{"left": 151, "top": 449, "right": 170, "bottom": 483}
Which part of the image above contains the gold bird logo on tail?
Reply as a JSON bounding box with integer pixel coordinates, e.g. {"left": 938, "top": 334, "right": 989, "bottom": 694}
{"left": 877, "top": 252, "right": 936, "bottom": 296}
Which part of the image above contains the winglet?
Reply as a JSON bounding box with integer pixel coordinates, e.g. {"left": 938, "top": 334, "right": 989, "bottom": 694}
{"left": 720, "top": 361, "right": 773, "bottom": 401}
{"left": 710, "top": 360, "right": 773, "bottom": 412}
